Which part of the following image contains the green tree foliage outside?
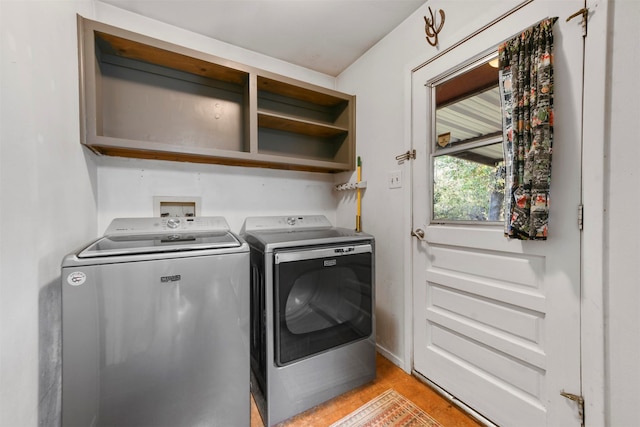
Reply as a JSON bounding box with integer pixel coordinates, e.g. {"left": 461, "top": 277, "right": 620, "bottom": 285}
{"left": 433, "top": 155, "right": 504, "bottom": 221}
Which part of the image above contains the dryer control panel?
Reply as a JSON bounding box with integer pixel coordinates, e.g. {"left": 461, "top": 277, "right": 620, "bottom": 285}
{"left": 242, "top": 215, "right": 332, "bottom": 232}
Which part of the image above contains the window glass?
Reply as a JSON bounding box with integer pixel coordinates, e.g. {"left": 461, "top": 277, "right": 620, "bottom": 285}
{"left": 433, "top": 148, "right": 504, "bottom": 221}
{"left": 432, "top": 57, "right": 504, "bottom": 223}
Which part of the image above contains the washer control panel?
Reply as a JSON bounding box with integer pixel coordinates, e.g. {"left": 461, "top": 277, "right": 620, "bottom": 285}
{"left": 105, "top": 216, "right": 230, "bottom": 236}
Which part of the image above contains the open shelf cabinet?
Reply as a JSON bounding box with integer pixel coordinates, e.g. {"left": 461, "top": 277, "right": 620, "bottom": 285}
{"left": 77, "top": 16, "right": 355, "bottom": 173}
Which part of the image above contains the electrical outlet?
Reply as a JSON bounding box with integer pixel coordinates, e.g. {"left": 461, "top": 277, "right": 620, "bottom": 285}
{"left": 388, "top": 170, "right": 402, "bottom": 189}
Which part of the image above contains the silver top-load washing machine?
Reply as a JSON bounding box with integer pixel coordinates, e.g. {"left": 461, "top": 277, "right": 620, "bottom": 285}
{"left": 241, "top": 215, "right": 376, "bottom": 426}
{"left": 61, "top": 216, "right": 249, "bottom": 427}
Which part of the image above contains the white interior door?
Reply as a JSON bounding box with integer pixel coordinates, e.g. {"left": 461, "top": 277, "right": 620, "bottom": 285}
{"left": 411, "top": 2, "right": 584, "bottom": 426}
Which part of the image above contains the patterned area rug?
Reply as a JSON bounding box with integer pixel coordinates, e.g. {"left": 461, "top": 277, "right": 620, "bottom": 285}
{"left": 329, "top": 389, "right": 443, "bottom": 427}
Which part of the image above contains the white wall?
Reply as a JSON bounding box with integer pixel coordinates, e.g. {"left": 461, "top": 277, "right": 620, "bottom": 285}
{"left": 0, "top": 1, "right": 98, "bottom": 426}
{"left": 96, "top": 157, "right": 337, "bottom": 234}
{"left": 605, "top": 0, "right": 640, "bottom": 425}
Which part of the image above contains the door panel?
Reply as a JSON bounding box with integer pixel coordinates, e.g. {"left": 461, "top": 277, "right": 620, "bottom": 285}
{"left": 411, "top": 1, "right": 584, "bottom": 426}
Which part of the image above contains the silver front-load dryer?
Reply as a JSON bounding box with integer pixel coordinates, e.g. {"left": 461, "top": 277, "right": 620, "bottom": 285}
{"left": 241, "top": 215, "right": 376, "bottom": 426}
{"left": 61, "top": 217, "right": 249, "bottom": 427}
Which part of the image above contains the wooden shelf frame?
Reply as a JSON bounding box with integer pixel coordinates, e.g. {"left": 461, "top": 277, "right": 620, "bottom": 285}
{"left": 77, "top": 16, "right": 355, "bottom": 173}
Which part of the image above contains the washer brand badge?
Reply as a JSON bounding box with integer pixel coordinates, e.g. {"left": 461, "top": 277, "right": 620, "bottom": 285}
{"left": 161, "top": 274, "right": 181, "bottom": 283}
{"left": 324, "top": 259, "right": 337, "bottom": 267}
{"left": 67, "top": 272, "right": 87, "bottom": 286}
{"left": 334, "top": 247, "right": 355, "bottom": 254}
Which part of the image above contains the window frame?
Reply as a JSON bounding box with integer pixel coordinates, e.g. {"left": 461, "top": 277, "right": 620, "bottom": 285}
{"left": 428, "top": 52, "right": 505, "bottom": 226}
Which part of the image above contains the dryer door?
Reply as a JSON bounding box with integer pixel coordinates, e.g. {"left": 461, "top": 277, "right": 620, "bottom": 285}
{"left": 274, "top": 243, "right": 373, "bottom": 365}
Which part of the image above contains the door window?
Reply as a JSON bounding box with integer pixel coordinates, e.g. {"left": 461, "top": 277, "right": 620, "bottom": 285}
{"left": 432, "top": 56, "right": 504, "bottom": 222}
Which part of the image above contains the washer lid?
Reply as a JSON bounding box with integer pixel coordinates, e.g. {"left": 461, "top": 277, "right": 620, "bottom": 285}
{"left": 78, "top": 231, "right": 241, "bottom": 258}
{"left": 78, "top": 216, "right": 241, "bottom": 258}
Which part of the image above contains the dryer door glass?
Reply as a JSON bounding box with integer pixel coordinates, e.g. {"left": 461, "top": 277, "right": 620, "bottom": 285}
{"left": 274, "top": 247, "right": 373, "bottom": 365}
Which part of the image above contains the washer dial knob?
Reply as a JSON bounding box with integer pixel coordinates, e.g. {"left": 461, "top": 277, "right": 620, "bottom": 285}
{"left": 167, "top": 218, "right": 181, "bottom": 229}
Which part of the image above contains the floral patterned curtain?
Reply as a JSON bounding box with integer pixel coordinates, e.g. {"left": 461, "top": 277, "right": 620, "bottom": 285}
{"left": 498, "top": 18, "right": 557, "bottom": 240}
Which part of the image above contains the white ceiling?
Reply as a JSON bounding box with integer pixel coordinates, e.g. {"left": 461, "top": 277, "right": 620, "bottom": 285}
{"left": 100, "top": 0, "right": 427, "bottom": 76}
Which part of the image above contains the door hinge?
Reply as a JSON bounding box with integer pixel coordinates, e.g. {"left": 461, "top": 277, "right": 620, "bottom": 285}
{"left": 577, "top": 204, "right": 584, "bottom": 230}
{"left": 566, "top": 7, "right": 589, "bottom": 37}
{"left": 561, "top": 391, "right": 585, "bottom": 426}
{"left": 396, "top": 149, "right": 416, "bottom": 164}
